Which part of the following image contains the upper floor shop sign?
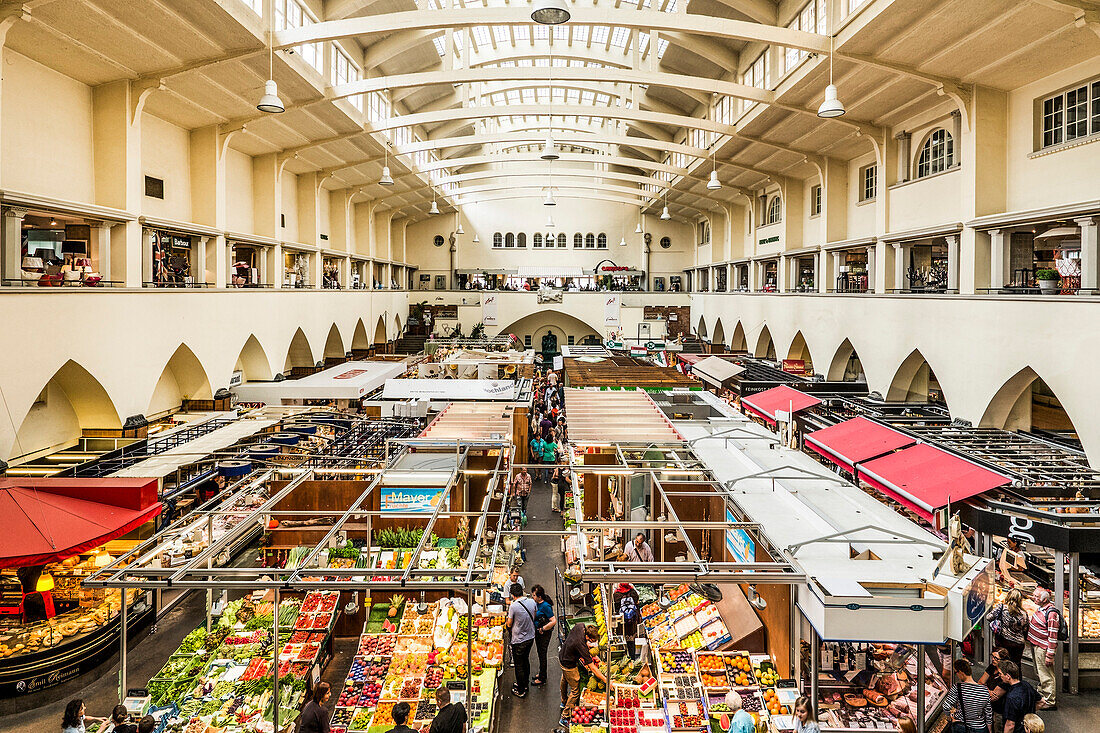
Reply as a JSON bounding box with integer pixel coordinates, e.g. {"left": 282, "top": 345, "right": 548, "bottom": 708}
{"left": 759, "top": 235, "right": 780, "bottom": 246}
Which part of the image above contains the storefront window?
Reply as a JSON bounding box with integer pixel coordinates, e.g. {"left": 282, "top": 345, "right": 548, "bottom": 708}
{"left": 761, "top": 261, "right": 778, "bottom": 291}
{"left": 905, "top": 242, "right": 948, "bottom": 292}
{"left": 284, "top": 250, "right": 310, "bottom": 288}
{"left": 837, "top": 250, "right": 869, "bottom": 292}
{"left": 322, "top": 257, "right": 342, "bottom": 289}
{"left": 736, "top": 265, "right": 749, "bottom": 291}
{"left": 17, "top": 215, "right": 103, "bottom": 286}
{"left": 795, "top": 256, "right": 815, "bottom": 292}
{"left": 715, "top": 266, "right": 727, "bottom": 292}
{"left": 150, "top": 230, "right": 195, "bottom": 287}
{"left": 230, "top": 243, "right": 265, "bottom": 287}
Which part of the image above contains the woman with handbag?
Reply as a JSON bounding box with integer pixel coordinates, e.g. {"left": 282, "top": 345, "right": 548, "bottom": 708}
{"left": 941, "top": 658, "right": 992, "bottom": 733}
{"left": 988, "top": 589, "right": 1029, "bottom": 667}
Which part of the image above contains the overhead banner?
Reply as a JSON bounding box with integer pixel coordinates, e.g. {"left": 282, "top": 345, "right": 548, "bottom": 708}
{"left": 725, "top": 507, "right": 756, "bottom": 563}
{"left": 604, "top": 295, "right": 620, "bottom": 327}
{"left": 380, "top": 487, "right": 447, "bottom": 513}
{"left": 482, "top": 294, "right": 498, "bottom": 326}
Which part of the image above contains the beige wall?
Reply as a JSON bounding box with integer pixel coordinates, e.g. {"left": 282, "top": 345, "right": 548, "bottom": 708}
{"left": 226, "top": 148, "right": 255, "bottom": 233}
{"left": 1, "top": 50, "right": 95, "bottom": 203}
{"left": 141, "top": 112, "right": 192, "bottom": 222}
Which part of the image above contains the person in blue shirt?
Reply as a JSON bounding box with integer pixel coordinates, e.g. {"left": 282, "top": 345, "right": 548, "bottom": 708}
{"left": 531, "top": 584, "right": 558, "bottom": 686}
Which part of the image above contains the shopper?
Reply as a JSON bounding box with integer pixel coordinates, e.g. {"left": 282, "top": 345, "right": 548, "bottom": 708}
{"left": 541, "top": 436, "right": 559, "bottom": 471}
{"left": 61, "top": 699, "right": 99, "bottom": 733}
{"left": 559, "top": 623, "right": 606, "bottom": 727}
{"left": 978, "top": 647, "right": 1012, "bottom": 718}
{"left": 385, "top": 702, "right": 416, "bottom": 733}
{"left": 792, "top": 696, "right": 820, "bottom": 733}
{"left": 942, "top": 658, "right": 992, "bottom": 733}
{"left": 108, "top": 705, "right": 137, "bottom": 733}
{"left": 531, "top": 584, "right": 557, "bottom": 686}
{"left": 1021, "top": 713, "right": 1044, "bottom": 733}
{"left": 722, "top": 691, "right": 755, "bottom": 733}
{"left": 429, "top": 686, "right": 467, "bottom": 733}
{"left": 612, "top": 582, "right": 641, "bottom": 659}
{"left": 1025, "top": 588, "right": 1061, "bottom": 709}
{"left": 137, "top": 717, "right": 156, "bottom": 733}
{"left": 510, "top": 466, "right": 532, "bottom": 518}
{"left": 506, "top": 582, "right": 537, "bottom": 698}
{"left": 297, "top": 682, "right": 332, "bottom": 733}
{"left": 624, "top": 533, "right": 654, "bottom": 563}
{"left": 530, "top": 434, "right": 544, "bottom": 480}
{"left": 999, "top": 661, "right": 1040, "bottom": 733}
{"left": 897, "top": 718, "right": 917, "bottom": 733}
{"left": 553, "top": 466, "right": 572, "bottom": 514}
{"left": 988, "top": 588, "right": 1029, "bottom": 667}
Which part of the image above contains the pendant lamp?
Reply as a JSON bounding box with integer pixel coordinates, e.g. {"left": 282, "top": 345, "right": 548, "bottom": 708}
{"left": 544, "top": 189, "right": 556, "bottom": 206}
{"left": 635, "top": 220, "right": 643, "bottom": 234}
{"left": 429, "top": 198, "right": 440, "bottom": 215}
{"left": 661, "top": 189, "right": 672, "bottom": 220}
{"left": 707, "top": 149, "right": 722, "bottom": 190}
{"left": 380, "top": 146, "right": 394, "bottom": 185}
{"left": 257, "top": 15, "right": 284, "bottom": 113}
{"left": 546, "top": 214, "right": 555, "bottom": 228}
{"left": 540, "top": 134, "right": 559, "bottom": 161}
{"left": 456, "top": 211, "right": 464, "bottom": 235}
{"left": 817, "top": 34, "right": 846, "bottom": 118}
{"left": 531, "top": 0, "right": 570, "bottom": 25}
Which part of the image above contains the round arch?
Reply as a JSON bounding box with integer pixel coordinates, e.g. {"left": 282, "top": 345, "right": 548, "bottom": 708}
{"left": 496, "top": 310, "right": 600, "bottom": 350}
{"left": 754, "top": 325, "right": 775, "bottom": 360}
{"left": 284, "top": 327, "right": 316, "bottom": 374}
{"left": 323, "top": 323, "right": 346, "bottom": 359}
{"left": 10, "top": 360, "right": 122, "bottom": 462}
{"left": 148, "top": 344, "right": 213, "bottom": 417}
{"left": 827, "top": 338, "right": 866, "bottom": 383}
{"left": 235, "top": 334, "right": 274, "bottom": 381}
{"left": 980, "top": 367, "right": 1078, "bottom": 434}
{"left": 712, "top": 318, "right": 725, "bottom": 346}
{"left": 785, "top": 331, "right": 814, "bottom": 373}
{"left": 886, "top": 349, "right": 947, "bottom": 406}
{"left": 351, "top": 318, "right": 370, "bottom": 351}
{"left": 730, "top": 321, "right": 747, "bottom": 352}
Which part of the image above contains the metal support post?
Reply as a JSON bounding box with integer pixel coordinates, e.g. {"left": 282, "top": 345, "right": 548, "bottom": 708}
{"left": 1054, "top": 550, "right": 1065, "bottom": 695}
{"left": 916, "top": 644, "right": 926, "bottom": 733}
{"left": 207, "top": 515, "right": 214, "bottom": 631}
{"left": 466, "top": 589, "right": 473, "bottom": 704}
{"left": 810, "top": 628, "right": 820, "bottom": 709}
{"left": 605, "top": 583, "right": 612, "bottom": 714}
{"left": 1070, "top": 552, "right": 1080, "bottom": 694}
{"left": 273, "top": 587, "right": 280, "bottom": 733}
{"left": 119, "top": 591, "right": 128, "bottom": 702}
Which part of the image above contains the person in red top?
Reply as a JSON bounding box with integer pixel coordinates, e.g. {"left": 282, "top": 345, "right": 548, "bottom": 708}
{"left": 510, "top": 466, "right": 532, "bottom": 517}
{"left": 1025, "top": 588, "right": 1060, "bottom": 709}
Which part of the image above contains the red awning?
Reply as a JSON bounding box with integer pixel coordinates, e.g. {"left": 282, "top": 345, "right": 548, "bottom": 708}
{"left": 0, "top": 478, "right": 161, "bottom": 569}
{"left": 856, "top": 443, "right": 1011, "bottom": 520}
{"left": 742, "top": 385, "right": 822, "bottom": 426}
{"left": 805, "top": 417, "right": 917, "bottom": 472}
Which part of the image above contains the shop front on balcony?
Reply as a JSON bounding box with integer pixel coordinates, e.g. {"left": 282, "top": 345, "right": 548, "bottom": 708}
{"left": 228, "top": 239, "right": 271, "bottom": 287}
{"left": 883, "top": 225, "right": 961, "bottom": 294}
{"left": 783, "top": 248, "right": 818, "bottom": 292}
{"left": 757, "top": 258, "right": 779, "bottom": 292}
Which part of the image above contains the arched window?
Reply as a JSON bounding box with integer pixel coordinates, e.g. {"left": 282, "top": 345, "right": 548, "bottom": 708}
{"left": 493, "top": 232, "right": 503, "bottom": 248}
{"left": 557, "top": 233, "right": 567, "bottom": 248}
{"left": 533, "top": 233, "right": 543, "bottom": 248}
{"left": 766, "top": 196, "right": 782, "bottom": 225}
{"left": 585, "top": 233, "right": 595, "bottom": 248}
{"left": 543, "top": 233, "right": 553, "bottom": 247}
{"left": 699, "top": 222, "right": 711, "bottom": 245}
{"left": 597, "top": 233, "right": 607, "bottom": 249}
{"left": 917, "top": 129, "right": 954, "bottom": 178}
{"left": 574, "top": 233, "right": 583, "bottom": 248}
{"left": 516, "top": 232, "right": 526, "bottom": 248}
{"left": 505, "top": 233, "right": 515, "bottom": 248}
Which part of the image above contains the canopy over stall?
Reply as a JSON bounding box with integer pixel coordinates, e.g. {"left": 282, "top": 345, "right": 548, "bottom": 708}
{"left": 805, "top": 416, "right": 917, "bottom": 473}
{"left": 742, "top": 385, "right": 822, "bottom": 426}
{"left": 857, "top": 443, "right": 1012, "bottom": 522}
{"left": 0, "top": 477, "right": 161, "bottom": 568}
{"left": 420, "top": 402, "right": 516, "bottom": 441}
{"left": 230, "top": 361, "right": 406, "bottom": 403}
{"left": 382, "top": 378, "right": 521, "bottom": 401}
{"left": 565, "top": 388, "right": 682, "bottom": 444}
{"left": 692, "top": 356, "right": 746, "bottom": 389}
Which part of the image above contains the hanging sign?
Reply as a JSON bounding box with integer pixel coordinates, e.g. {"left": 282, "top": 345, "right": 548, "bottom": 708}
{"left": 725, "top": 507, "right": 756, "bottom": 564}
{"left": 380, "top": 487, "right": 448, "bottom": 513}
{"left": 603, "top": 295, "right": 620, "bottom": 327}
{"left": 482, "top": 294, "right": 498, "bottom": 326}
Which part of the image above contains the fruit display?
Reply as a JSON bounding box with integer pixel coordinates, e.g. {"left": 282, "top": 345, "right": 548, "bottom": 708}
{"left": 752, "top": 657, "right": 780, "bottom": 687}
{"left": 725, "top": 654, "right": 756, "bottom": 687}
{"left": 763, "top": 688, "right": 788, "bottom": 716}
{"left": 660, "top": 649, "right": 694, "bottom": 675}
{"left": 570, "top": 705, "right": 604, "bottom": 726}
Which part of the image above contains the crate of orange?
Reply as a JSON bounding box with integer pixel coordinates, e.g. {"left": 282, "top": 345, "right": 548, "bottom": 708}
{"left": 762, "top": 688, "right": 787, "bottom": 717}
{"left": 695, "top": 653, "right": 730, "bottom": 689}
{"left": 722, "top": 653, "right": 756, "bottom": 687}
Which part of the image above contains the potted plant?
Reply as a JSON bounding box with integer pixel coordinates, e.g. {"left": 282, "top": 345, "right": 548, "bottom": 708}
{"left": 1035, "top": 268, "right": 1060, "bottom": 293}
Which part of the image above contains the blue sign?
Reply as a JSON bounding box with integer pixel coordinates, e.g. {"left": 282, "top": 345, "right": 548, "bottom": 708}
{"left": 725, "top": 507, "right": 756, "bottom": 564}
{"left": 380, "top": 487, "right": 447, "bottom": 513}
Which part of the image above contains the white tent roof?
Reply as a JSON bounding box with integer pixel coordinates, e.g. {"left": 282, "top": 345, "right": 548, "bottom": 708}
{"left": 692, "top": 356, "right": 745, "bottom": 387}
{"left": 231, "top": 361, "right": 406, "bottom": 401}
{"left": 381, "top": 378, "right": 519, "bottom": 401}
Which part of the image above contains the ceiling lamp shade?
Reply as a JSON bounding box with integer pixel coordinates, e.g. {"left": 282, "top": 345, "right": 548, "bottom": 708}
{"left": 618, "top": 236, "right": 627, "bottom": 247}
{"left": 473, "top": 233, "right": 480, "bottom": 243}
{"left": 429, "top": 200, "right": 440, "bottom": 215}
{"left": 257, "top": 79, "right": 285, "bottom": 114}
{"left": 546, "top": 214, "right": 555, "bottom": 228}
{"left": 379, "top": 165, "right": 394, "bottom": 186}
{"left": 661, "top": 205, "right": 671, "bottom": 221}
{"left": 532, "top": 0, "right": 570, "bottom": 25}
{"left": 635, "top": 221, "right": 643, "bottom": 234}
{"left": 817, "top": 83, "right": 845, "bottom": 119}
{"left": 707, "top": 169, "right": 722, "bottom": 190}
{"left": 540, "top": 134, "right": 559, "bottom": 160}
{"left": 456, "top": 221, "right": 465, "bottom": 234}
{"left": 544, "top": 190, "right": 556, "bottom": 206}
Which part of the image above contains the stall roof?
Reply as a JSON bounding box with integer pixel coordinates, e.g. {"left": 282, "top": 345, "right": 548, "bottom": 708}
{"left": 563, "top": 356, "right": 697, "bottom": 389}
{"left": 742, "top": 385, "right": 822, "bottom": 425}
{"left": 805, "top": 417, "right": 917, "bottom": 472}
{"left": 420, "top": 402, "right": 516, "bottom": 440}
{"left": 112, "top": 412, "right": 284, "bottom": 479}
{"left": 692, "top": 356, "right": 746, "bottom": 388}
{"left": 857, "top": 443, "right": 1012, "bottom": 520}
{"left": 0, "top": 477, "right": 161, "bottom": 568}
{"left": 382, "top": 379, "right": 520, "bottom": 401}
{"left": 565, "top": 388, "right": 682, "bottom": 443}
{"left": 231, "top": 361, "right": 407, "bottom": 402}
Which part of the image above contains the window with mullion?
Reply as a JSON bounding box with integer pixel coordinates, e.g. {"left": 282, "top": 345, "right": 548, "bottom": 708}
{"left": 1066, "top": 86, "right": 1089, "bottom": 140}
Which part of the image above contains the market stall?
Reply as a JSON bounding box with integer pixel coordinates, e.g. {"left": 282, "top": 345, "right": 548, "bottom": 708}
{"left": 231, "top": 361, "right": 409, "bottom": 408}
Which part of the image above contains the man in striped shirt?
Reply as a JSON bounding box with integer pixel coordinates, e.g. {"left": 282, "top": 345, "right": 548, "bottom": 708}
{"left": 1025, "top": 588, "right": 1060, "bottom": 709}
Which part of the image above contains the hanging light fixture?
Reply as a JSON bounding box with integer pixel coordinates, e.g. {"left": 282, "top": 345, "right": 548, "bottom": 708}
{"left": 817, "top": 31, "right": 846, "bottom": 118}
{"left": 472, "top": 203, "right": 479, "bottom": 242}
{"left": 531, "top": 0, "right": 570, "bottom": 25}
{"left": 661, "top": 190, "right": 671, "bottom": 221}
{"left": 707, "top": 148, "right": 722, "bottom": 190}
{"left": 541, "top": 47, "right": 559, "bottom": 160}
{"left": 456, "top": 211, "right": 464, "bottom": 235}
{"left": 546, "top": 213, "right": 555, "bottom": 228}
{"left": 379, "top": 145, "right": 394, "bottom": 186}
{"left": 257, "top": 13, "right": 284, "bottom": 113}
{"left": 544, "top": 189, "right": 556, "bottom": 206}
{"left": 619, "top": 202, "right": 627, "bottom": 246}
{"left": 429, "top": 194, "right": 440, "bottom": 215}
{"left": 540, "top": 133, "right": 559, "bottom": 161}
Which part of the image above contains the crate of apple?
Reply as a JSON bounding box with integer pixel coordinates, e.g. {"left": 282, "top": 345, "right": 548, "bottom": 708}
{"left": 358, "top": 682, "right": 381, "bottom": 708}
{"left": 570, "top": 706, "right": 603, "bottom": 726}
{"left": 358, "top": 634, "right": 396, "bottom": 655}
{"left": 336, "top": 683, "right": 363, "bottom": 708}
{"left": 424, "top": 666, "right": 444, "bottom": 689}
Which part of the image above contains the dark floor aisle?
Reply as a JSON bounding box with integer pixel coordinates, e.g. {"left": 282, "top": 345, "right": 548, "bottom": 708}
{"left": 494, "top": 477, "right": 568, "bottom": 733}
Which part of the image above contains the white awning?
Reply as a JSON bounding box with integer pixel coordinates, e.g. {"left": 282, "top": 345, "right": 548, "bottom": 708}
{"left": 692, "top": 356, "right": 745, "bottom": 388}
{"left": 381, "top": 378, "right": 519, "bottom": 401}
{"left": 231, "top": 361, "right": 406, "bottom": 401}
{"left": 517, "top": 265, "right": 585, "bottom": 279}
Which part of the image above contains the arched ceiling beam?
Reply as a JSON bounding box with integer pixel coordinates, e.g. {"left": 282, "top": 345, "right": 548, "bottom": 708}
{"left": 327, "top": 0, "right": 390, "bottom": 20}
{"left": 274, "top": 9, "right": 830, "bottom": 54}
{"left": 438, "top": 167, "right": 684, "bottom": 188}
{"left": 448, "top": 190, "right": 711, "bottom": 217}
{"left": 706, "top": 0, "right": 778, "bottom": 24}
{"left": 469, "top": 53, "right": 630, "bottom": 70}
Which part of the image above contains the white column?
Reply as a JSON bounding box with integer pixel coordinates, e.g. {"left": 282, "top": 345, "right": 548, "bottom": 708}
{"left": 893, "top": 243, "right": 907, "bottom": 292}
{"left": 895, "top": 131, "right": 911, "bottom": 183}
{"left": 945, "top": 234, "right": 960, "bottom": 291}
{"left": 989, "top": 229, "right": 1009, "bottom": 290}
{"left": 91, "top": 221, "right": 112, "bottom": 283}
{"left": 193, "top": 235, "right": 208, "bottom": 285}
{"left": 866, "top": 246, "right": 876, "bottom": 292}
{"left": 777, "top": 256, "right": 788, "bottom": 293}
{"left": 1077, "top": 217, "right": 1099, "bottom": 292}
{"left": 829, "top": 251, "right": 841, "bottom": 292}
{"left": 2, "top": 207, "right": 26, "bottom": 282}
